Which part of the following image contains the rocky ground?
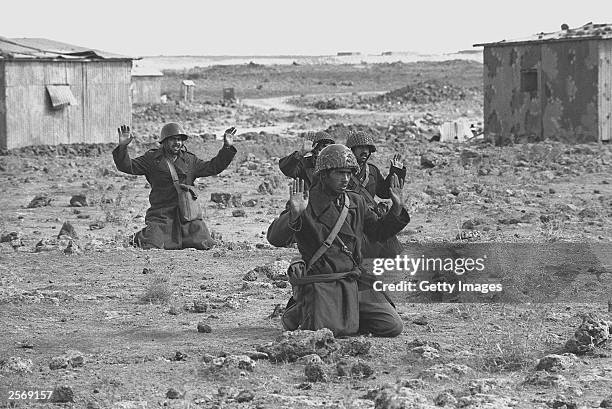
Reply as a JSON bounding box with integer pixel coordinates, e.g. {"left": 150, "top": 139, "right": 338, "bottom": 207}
{"left": 1, "top": 60, "right": 611, "bottom": 408}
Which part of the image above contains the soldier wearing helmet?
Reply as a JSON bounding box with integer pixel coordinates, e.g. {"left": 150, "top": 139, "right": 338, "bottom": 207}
{"left": 345, "top": 130, "right": 407, "bottom": 258}
{"left": 278, "top": 130, "right": 335, "bottom": 189}
{"left": 112, "top": 122, "right": 237, "bottom": 250}
{"left": 267, "top": 144, "right": 410, "bottom": 337}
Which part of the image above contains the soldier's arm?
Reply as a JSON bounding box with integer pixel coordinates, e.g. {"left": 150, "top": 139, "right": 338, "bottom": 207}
{"left": 267, "top": 209, "right": 300, "bottom": 247}
{"left": 278, "top": 151, "right": 304, "bottom": 179}
{"left": 194, "top": 145, "right": 237, "bottom": 178}
{"left": 362, "top": 195, "right": 410, "bottom": 242}
{"left": 112, "top": 145, "right": 149, "bottom": 175}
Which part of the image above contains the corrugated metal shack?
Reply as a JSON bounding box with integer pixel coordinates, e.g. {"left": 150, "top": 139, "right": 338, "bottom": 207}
{"left": 131, "top": 65, "right": 163, "bottom": 104}
{"left": 474, "top": 22, "right": 612, "bottom": 144}
{"left": 0, "top": 37, "right": 133, "bottom": 150}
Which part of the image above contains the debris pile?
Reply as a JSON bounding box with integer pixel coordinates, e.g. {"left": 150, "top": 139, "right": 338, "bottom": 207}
{"left": 564, "top": 314, "right": 610, "bottom": 354}
{"left": 373, "top": 80, "right": 479, "bottom": 105}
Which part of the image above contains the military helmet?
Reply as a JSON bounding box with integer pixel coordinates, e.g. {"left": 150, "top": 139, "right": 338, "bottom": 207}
{"left": 314, "top": 144, "right": 360, "bottom": 174}
{"left": 345, "top": 130, "right": 376, "bottom": 152}
{"left": 159, "top": 122, "right": 188, "bottom": 143}
{"left": 311, "top": 131, "right": 335, "bottom": 146}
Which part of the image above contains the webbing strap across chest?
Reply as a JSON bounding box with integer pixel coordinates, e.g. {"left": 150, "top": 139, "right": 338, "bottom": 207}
{"left": 306, "top": 193, "right": 350, "bottom": 271}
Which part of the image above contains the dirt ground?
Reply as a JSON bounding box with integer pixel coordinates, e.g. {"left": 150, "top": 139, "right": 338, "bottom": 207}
{"left": 1, "top": 60, "right": 611, "bottom": 408}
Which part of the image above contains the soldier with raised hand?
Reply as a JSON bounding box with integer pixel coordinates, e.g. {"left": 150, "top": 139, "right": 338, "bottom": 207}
{"left": 278, "top": 130, "right": 335, "bottom": 189}
{"left": 112, "top": 122, "right": 237, "bottom": 250}
{"left": 268, "top": 144, "right": 410, "bottom": 337}
{"left": 346, "top": 130, "right": 407, "bottom": 257}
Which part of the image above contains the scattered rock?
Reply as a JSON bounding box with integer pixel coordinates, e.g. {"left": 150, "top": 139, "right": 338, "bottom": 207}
{"left": 243, "top": 199, "right": 258, "bottom": 207}
{"left": 434, "top": 391, "right": 458, "bottom": 406}
{"left": 578, "top": 208, "right": 599, "bottom": 218}
{"left": 457, "top": 393, "right": 515, "bottom": 408}
{"left": 51, "top": 385, "right": 75, "bottom": 403}
{"left": 258, "top": 175, "right": 282, "bottom": 195}
{"left": 564, "top": 314, "right": 610, "bottom": 355}
{"left": 0, "top": 231, "right": 24, "bottom": 249}
{"left": 419, "top": 363, "right": 471, "bottom": 381}
{"left": 170, "top": 351, "right": 188, "bottom": 361}
{"left": 338, "top": 336, "right": 372, "bottom": 356}
{"left": 304, "top": 362, "right": 329, "bottom": 382}
{"left": 27, "top": 194, "right": 52, "bottom": 208}
{"left": 49, "top": 350, "right": 84, "bottom": 369}
{"left": 371, "top": 383, "right": 435, "bottom": 409}
{"left": 523, "top": 373, "right": 569, "bottom": 388}
{"left": 461, "top": 218, "right": 485, "bottom": 230}
{"left": 192, "top": 299, "right": 209, "bottom": 313}
{"left": 412, "top": 316, "right": 428, "bottom": 325}
{"left": 201, "top": 353, "right": 215, "bottom": 363}
{"left": 58, "top": 221, "right": 78, "bottom": 239}
{"left": 69, "top": 194, "right": 88, "bottom": 207}
{"left": 409, "top": 345, "right": 440, "bottom": 360}
{"left": 298, "top": 354, "right": 324, "bottom": 365}
{"left": 257, "top": 329, "right": 338, "bottom": 363}
{"left": 468, "top": 378, "right": 500, "bottom": 394}
{"left": 197, "top": 322, "right": 212, "bottom": 333}
{"left": 601, "top": 394, "right": 612, "bottom": 407}
{"left": 399, "top": 379, "right": 427, "bottom": 389}
{"left": 65, "top": 350, "right": 85, "bottom": 367}
{"left": 351, "top": 362, "right": 374, "bottom": 378}
{"left": 0, "top": 356, "right": 33, "bottom": 374}
{"left": 166, "top": 388, "right": 182, "bottom": 399}
{"left": 89, "top": 221, "right": 105, "bottom": 230}
{"left": 232, "top": 209, "right": 246, "bottom": 217}
{"left": 336, "top": 359, "right": 351, "bottom": 377}
{"left": 535, "top": 353, "right": 577, "bottom": 372}
{"left": 210, "top": 192, "right": 233, "bottom": 205}
{"left": 218, "top": 355, "right": 255, "bottom": 371}
{"left": 235, "top": 390, "right": 255, "bottom": 403}
{"left": 548, "top": 394, "right": 577, "bottom": 409}
{"left": 63, "top": 240, "right": 81, "bottom": 255}
{"left": 245, "top": 351, "right": 268, "bottom": 360}
{"left": 242, "top": 270, "right": 258, "bottom": 281}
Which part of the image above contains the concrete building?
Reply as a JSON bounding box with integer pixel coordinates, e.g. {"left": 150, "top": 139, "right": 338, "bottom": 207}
{"left": 474, "top": 22, "right": 612, "bottom": 144}
{"left": 0, "top": 36, "right": 132, "bottom": 150}
{"left": 131, "top": 65, "right": 163, "bottom": 104}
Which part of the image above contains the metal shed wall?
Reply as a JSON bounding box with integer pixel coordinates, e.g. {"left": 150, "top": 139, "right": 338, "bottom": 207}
{"left": 599, "top": 40, "right": 612, "bottom": 141}
{"left": 0, "top": 62, "right": 5, "bottom": 148}
{"left": 0, "top": 59, "right": 131, "bottom": 150}
{"left": 131, "top": 76, "right": 161, "bottom": 104}
{"left": 483, "top": 40, "right": 600, "bottom": 144}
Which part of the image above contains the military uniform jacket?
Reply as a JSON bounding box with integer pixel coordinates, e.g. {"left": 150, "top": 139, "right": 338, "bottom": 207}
{"left": 113, "top": 144, "right": 236, "bottom": 210}
{"left": 278, "top": 151, "right": 317, "bottom": 189}
{"left": 267, "top": 183, "right": 410, "bottom": 276}
{"left": 349, "top": 162, "right": 407, "bottom": 201}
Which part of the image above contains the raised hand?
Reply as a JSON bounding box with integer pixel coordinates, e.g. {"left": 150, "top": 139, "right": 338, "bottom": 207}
{"left": 223, "top": 126, "right": 237, "bottom": 147}
{"left": 390, "top": 153, "right": 404, "bottom": 169}
{"left": 288, "top": 178, "right": 309, "bottom": 221}
{"left": 117, "top": 124, "right": 133, "bottom": 146}
{"left": 389, "top": 174, "right": 404, "bottom": 215}
{"left": 301, "top": 137, "right": 313, "bottom": 155}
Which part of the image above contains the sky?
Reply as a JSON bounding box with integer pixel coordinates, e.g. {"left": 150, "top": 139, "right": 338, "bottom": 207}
{"left": 3, "top": 0, "right": 612, "bottom": 56}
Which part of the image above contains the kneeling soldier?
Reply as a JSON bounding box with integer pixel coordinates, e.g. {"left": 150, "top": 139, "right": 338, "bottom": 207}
{"left": 267, "top": 144, "right": 410, "bottom": 337}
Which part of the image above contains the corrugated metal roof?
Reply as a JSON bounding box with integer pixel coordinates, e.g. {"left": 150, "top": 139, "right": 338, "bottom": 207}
{"left": 0, "top": 36, "right": 133, "bottom": 60}
{"left": 474, "top": 22, "right": 612, "bottom": 47}
{"left": 132, "top": 65, "right": 163, "bottom": 77}
{"left": 46, "top": 85, "right": 78, "bottom": 109}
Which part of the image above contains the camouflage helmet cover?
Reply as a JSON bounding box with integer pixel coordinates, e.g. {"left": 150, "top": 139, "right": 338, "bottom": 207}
{"left": 308, "top": 130, "right": 335, "bottom": 145}
{"left": 159, "top": 122, "right": 188, "bottom": 143}
{"left": 314, "top": 144, "right": 360, "bottom": 174}
{"left": 345, "top": 130, "right": 376, "bottom": 152}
